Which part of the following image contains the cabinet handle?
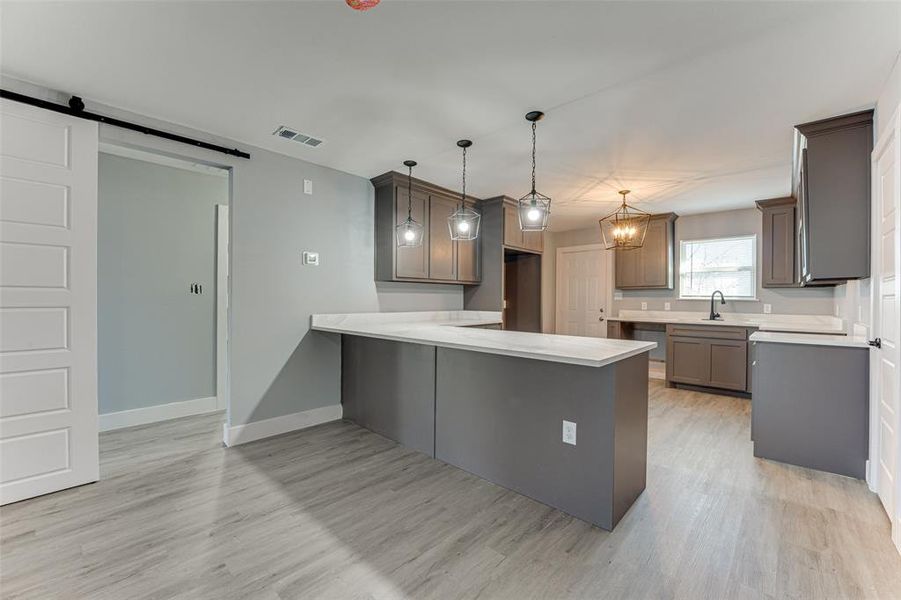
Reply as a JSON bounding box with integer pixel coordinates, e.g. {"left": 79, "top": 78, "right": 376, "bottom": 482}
{"left": 752, "top": 360, "right": 757, "bottom": 366}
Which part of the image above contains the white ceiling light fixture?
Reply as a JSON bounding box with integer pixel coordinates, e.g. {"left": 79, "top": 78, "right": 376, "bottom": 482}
{"left": 396, "top": 160, "right": 425, "bottom": 247}
{"left": 448, "top": 139, "right": 481, "bottom": 241}
{"left": 518, "top": 111, "right": 551, "bottom": 231}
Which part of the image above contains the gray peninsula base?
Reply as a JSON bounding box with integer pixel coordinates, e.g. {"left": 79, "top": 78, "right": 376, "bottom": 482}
{"left": 341, "top": 334, "right": 650, "bottom": 530}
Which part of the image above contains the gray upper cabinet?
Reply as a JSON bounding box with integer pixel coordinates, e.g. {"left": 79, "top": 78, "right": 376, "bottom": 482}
{"left": 428, "top": 194, "right": 458, "bottom": 281}
{"left": 372, "top": 171, "right": 481, "bottom": 284}
{"left": 501, "top": 199, "right": 544, "bottom": 254}
{"left": 395, "top": 185, "right": 430, "bottom": 279}
{"left": 615, "top": 213, "right": 677, "bottom": 290}
{"left": 795, "top": 110, "right": 873, "bottom": 285}
{"left": 756, "top": 197, "right": 797, "bottom": 288}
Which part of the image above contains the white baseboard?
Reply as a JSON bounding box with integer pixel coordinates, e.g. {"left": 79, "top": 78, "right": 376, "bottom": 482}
{"left": 100, "top": 396, "right": 219, "bottom": 431}
{"left": 223, "top": 404, "right": 342, "bottom": 447}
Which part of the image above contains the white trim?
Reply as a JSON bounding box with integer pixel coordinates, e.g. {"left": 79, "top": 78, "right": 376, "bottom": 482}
{"left": 99, "top": 142, "right": 229, "bottom": 177}
{"left": 100, "top": 396, "right": 219, "bottom": 431}
{"left": 223, "top": 404, "right": 342, "bottom": 447}
{"left": 216, "top": 204, "right": 230, "bottom": 411}
{"left": 554, "top": 243, "right": 614, "bottom": 336}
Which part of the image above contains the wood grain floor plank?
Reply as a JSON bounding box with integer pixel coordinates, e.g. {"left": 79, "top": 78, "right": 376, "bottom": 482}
{"left": 2, "top": 382, "right": 900, "bottom": 599}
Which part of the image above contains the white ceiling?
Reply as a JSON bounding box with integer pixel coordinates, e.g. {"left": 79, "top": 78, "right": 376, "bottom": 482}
{"left": 2, "top": 1, "right": 899, "bottom": 231}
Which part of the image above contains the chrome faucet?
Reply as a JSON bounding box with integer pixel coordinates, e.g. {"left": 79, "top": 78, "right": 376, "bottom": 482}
{"left": 709, "top": 290, "right": 726, "bottom": 320}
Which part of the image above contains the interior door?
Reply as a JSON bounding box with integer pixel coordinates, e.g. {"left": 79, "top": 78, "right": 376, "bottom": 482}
{"left": 556, "top": 246, "right": 607, "bottom": 337}
{"left": 0, "top": 100, "right": 99, "bottom": 504}
{"left": 872, "top": 113, "right": 899, "bottom": 531}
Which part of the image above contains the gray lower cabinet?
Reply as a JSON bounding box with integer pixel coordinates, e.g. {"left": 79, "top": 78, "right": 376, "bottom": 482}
{"left": 752, "top": 340, "right": 868, "bottom": 478}
{"left": 665, "top": 324, "right": 751, "bottom": 392}
{"left": 373, "top": 170, "right": 481, "bottom": 284}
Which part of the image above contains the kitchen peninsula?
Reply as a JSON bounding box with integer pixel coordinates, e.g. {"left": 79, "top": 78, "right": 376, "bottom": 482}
{"left": 312, "top": 310, "right": 656, "bottom": 530}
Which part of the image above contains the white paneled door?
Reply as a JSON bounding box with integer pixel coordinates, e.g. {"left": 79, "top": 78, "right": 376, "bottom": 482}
{"left": 872, "top": 105, "right": 901, "bottom": 551}
{"left": 555, "top": 245, "right": 608, "bottom": 337}
{"left": 0, "top": 100, "right": 99, "bottom": 504}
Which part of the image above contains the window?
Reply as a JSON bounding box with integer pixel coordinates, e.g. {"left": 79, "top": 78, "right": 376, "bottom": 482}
{"left": 679, "top": 235, "right": 757, "bottom": 299}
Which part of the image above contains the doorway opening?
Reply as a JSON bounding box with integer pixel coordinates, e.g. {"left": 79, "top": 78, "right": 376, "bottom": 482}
{"left": 97, "top": 144, "right": 230, "bottom": 433}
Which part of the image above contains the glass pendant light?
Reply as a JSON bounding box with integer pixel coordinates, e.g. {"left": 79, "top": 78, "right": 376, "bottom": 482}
{"left": 599, "top": 189, "right": 651, "bottom": 250}
{"left": 448, "top": 139, "right": 481, "bottom": 241}
{"left": 396, "top": 160, "right": 424, "bottom": 247}
{"left": 518, "top": 111, "right": 551, "bottom": 231}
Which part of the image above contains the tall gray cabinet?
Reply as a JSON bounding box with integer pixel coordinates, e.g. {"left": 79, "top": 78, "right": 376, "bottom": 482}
{"left": 795, "top": 110, "right": 873, "bottom": 285}
{"left": 372, "top": 171, "right": 481, "bottom": 285}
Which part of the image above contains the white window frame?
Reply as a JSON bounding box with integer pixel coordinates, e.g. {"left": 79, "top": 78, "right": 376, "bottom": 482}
{"left": 678, "top": 234, "right": 758, "bottom": 301}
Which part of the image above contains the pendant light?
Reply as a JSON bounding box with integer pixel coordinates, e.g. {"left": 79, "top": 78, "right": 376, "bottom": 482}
{"left": 599, "top": 189, "right": 650, "bottom": 250}
{"left": 448, "top": 139, "right": 481, "bottom": 241}
{"left": 396, "top": 160, "right": 424, "bottom": 247}
{"left": 518, "top": 111, "right": 551, "bottom": 231}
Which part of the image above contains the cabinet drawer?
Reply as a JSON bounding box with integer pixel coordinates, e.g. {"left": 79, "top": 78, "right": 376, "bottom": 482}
{"left": 666, "top": 324, "right": 749, "bottom": 340}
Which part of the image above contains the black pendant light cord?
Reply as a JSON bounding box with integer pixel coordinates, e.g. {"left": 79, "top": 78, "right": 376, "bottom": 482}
{"left": 530, "top": 120, "right": 537, "bottom": 195}
{"left": 461, "top": 145, "right": 467, "bottom": 201}
{"left": 407, "top": 164, "right": 414, "bottom": 220}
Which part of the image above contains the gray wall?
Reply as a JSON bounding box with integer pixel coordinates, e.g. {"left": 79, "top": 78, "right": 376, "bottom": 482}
{"left": 98, "top": 153, "right": 226, "bottom": 414}
{"left": 0, "top": 77, "right": 464, "bottom": 428}
{"left": 543, "top": 207, "right": 838, "bottom": 332}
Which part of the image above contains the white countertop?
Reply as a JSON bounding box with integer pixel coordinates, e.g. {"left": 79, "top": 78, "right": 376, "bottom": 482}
{"left": 609, "top": 310, "right": 845, "bottom": 334}
{"left": 749, "top": 331, "right": 871, "bottom": 348}
{"left": 311, "top": 311, "right": 657, "bottom": 368}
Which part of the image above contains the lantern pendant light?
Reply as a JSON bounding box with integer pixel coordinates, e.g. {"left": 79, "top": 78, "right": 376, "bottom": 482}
{"left": 599, "top": 189, "right": 651, "bottom": 250}
{"left": 518, "top": 111, "right": 551, "bottom": 231}
{"left": 448, "top": 140, "right": 481, "bottom": 241}
{"left": 395, "top": 160, "right": 425, "bottom": 247}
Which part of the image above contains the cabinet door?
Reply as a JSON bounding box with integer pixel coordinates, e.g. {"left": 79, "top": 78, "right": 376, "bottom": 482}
{"left": 762, "top": 205, "right": 795, "bottom": 286}
{"left": 395, "top": 186, "right": 429, "bottom": 279}
{"left": 504, "top": 203, "right": 523, "bottom": 248}
{"left": 428, "top": 194, "right": 457, "bottom": 281}
{"left": 639, "top": 218, "right": 669, "bottom": 287}
{"left": 457, "top": 240, "right": 479, "bottom": 282}
{"left": 615, "top": 248, "right": 640, "bottom": 288}
{"left": 522, "top": 230, "right": 544, "bottom": 253}
{"left": 708, "top": 340, "right": 748, "bottom": 391}
{"left": 607, "top": 321, "right": 622, "bottom": 339}
{"left": 666, "top": 336, "right": 710, "bottom": 386}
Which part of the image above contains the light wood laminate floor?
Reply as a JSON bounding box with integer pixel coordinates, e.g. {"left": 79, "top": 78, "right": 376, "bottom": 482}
{"left": 2, "top": 382, "right": 900, "bottom": 599}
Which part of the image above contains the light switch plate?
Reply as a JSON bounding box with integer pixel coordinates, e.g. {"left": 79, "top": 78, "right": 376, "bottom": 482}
{"left": 303, "top": 179, "right": 313, "bottom": 195}
{"left": 763, "top": 303, "right": 772, "bottom": 314}
{"left": 562, "top": 420, "right": 577, "bottom": 446}
{"left": 641, "top": 302, "right": 648, "bottom": 310}
{"left": 664, "top": 302, "right": 671, "bottom": 311}
{"left": 302, "top": 251, "right": 319, "bottom": 266}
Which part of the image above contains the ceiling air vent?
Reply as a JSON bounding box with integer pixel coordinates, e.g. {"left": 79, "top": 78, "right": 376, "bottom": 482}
{"left": 273, "top": 126, "right": 324, "bottom": 148}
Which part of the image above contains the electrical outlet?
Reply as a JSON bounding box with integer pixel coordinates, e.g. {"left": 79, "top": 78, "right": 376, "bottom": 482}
{"left": 763, "top": 303, "right": 772, "bottom": 314}
{"left": 303, "top": 179, "right": 313, "bottom": 195}
{"left": 664, "top": 302, "right": 671, "bottom": 311}
{"left": 562, "top": 420, "right": 577, "bottom": 446}
{"left": 302, "top": 251, "right": 320, "bottom": 266}
{"left": 641, "top": 302, "right": 648, "bottom": 310}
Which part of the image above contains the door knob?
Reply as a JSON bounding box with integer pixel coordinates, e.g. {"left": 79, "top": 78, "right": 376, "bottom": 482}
{"left": 599, "top": 317, "right": 605, "bottom": 322}
{"left": 868, "top": 338, "right": 882, "bottom": 348}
